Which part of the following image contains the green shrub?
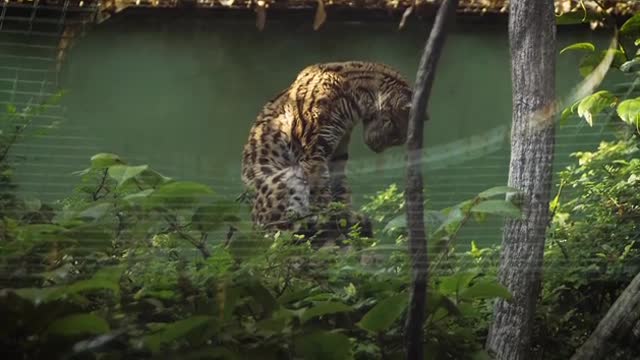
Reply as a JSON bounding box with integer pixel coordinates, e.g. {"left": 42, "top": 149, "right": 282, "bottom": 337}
{"left": 534, "top": 135, "right": 640, "bottom": 358}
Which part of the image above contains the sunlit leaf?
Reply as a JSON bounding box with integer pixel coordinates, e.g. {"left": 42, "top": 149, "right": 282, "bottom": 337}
{"left": 549, "top": 193, "right": 561, "bottom": 213}
{"left": 300, "top": 301, "right": 352, "bottom": 323}
{"left": 108, "top": 164, "right": 148, "bottom": 188}
{"left": 294, "top": 331, "right": 353, "bottom": 360}
{"left": 6, "top": 103, "right": 17, "bottom": 114}
{"left": 357, "top": 292, "right": 408, "bottom": 333}
{"left": 90, "top": 153, "right": 123, "bottom": 169}
{"left": 47, "top": 313, "right": 110, "bottom": 337}
{"left": 560, "top": 42, "right": 595, "bottom": 55}
{"left": 617, "top": 97, "right": 640, "bottom": 126}
{"left": 577, "top": 90, "right": 617, "bottom": 126}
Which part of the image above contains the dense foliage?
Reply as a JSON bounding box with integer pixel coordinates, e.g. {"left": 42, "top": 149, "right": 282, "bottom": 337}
{"left": 0, "top": 97, "right": 521, "bottom": 359}
{"left": 560, "top": 12, "right": 640, "bottom": 129}
{"left": 533, "top": 135, "right": 640, "bottom": 359}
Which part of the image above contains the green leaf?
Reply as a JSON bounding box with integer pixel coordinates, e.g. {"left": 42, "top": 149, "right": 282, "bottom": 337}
{"left": 108, "top": 164, "right": 149, "bottom": 188}
{"left": 147, "top": 181, "right": 214, "bottom": 209}
{"left": 300, "top": 301, "right": 353, "bottom": 323}
{"left": 556, "top": 12, "right": 585, "bottom": 25}
{"left": 383, "top": 214, "right": 406, "bottom": 232}
{"left": 576, "top": 90, "right": 617, "bottom": 126}
{"left": 90, "top": 153, "right": 123, "bottom": 169}
{"left": 14, "top": 286, "right": 63, "bottom": 305}
{"left": 617, "top": 97, "right": 640, "bottom": 126}
{"left": 620, "top": 58, "right": 640, "bottom": 73}
{"left": 294, "top": 331, "right": 353, "bottom": 360}
{"left": 560, "top": 42, "right": 595, "bottom": 55}
{"left": 143, "top": 316, "right": 216, "bottom": 353}
{"left": 6, "top": 103, "right": 17, "bottom": 114}
{"left": 47, "top": 313, "right": 110, "bottom": 337}
{"left": 55, "top": 266, "right": 124, "bottom": 299}
{"left": 560, "top": 106, "right": 573, "bottom": 125}
{"left": 459, "top": 279, "right": 513, "bottom": 301}
{"left": 549, "top": 193, "right": 561, "bottom": 213}
{"left": 555, "top": 9, "right": 602, "bottom": 25}
{"left": 477, "top": 186, "right": 519, "bottom": 199}
{"left": 438, "top": 272, "right": 477, "bottom": 295}
{"left": 139, "top": 168, "right": 172, "bottom": 188}
{"left": 357, "top": 293, "right": 408, "bottom": 333}
{"left": 434, "top": 206, "right": 465, "bottom": 236}
{"left": 76, "top": 202, "right": 112, "bottom": 221}
{"left": 621, "top": 13, "right": 640, "bottom": 36}
{"left": 122, "top": 189, "right": 155, "bottom": 205}
{"left": 471, "top": 199, "right": 521, "bottom": 218}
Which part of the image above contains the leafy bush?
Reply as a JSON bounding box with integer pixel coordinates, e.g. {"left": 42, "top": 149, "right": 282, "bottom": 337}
{"left": 560, "top": 12, "right": 640, "bottom": 129}
{"left": 534, "top": 135, "right": 640, "bottom": 358}
{"left": 0, "top": 145, "right": 517, "bottom": 360}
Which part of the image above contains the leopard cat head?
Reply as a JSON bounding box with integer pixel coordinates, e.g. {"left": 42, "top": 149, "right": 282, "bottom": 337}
{"left": 363, "top": 82, "right": 414, "bottom": 154}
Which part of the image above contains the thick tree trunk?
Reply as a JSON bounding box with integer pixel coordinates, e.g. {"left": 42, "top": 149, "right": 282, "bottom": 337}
{"left": 403, "top": 0, "right": 458, "bottom": 359}
{"left": 570, "top": 271, "right": 640, "bottom": 360}
{"left": 485, "top": 1, "right": 556, "bottom": 359}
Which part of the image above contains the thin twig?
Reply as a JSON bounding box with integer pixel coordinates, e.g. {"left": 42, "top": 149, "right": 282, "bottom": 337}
{"left": 163, "top": 214, "right": 211, "bottom": 259}
{"left": 92, "top": 169, "right": 109, "bottom": 201}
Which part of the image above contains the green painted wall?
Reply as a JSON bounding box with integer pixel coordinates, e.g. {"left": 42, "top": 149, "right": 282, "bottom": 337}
{"left": 7, "top": 14, "right": 623, "bottom": 246}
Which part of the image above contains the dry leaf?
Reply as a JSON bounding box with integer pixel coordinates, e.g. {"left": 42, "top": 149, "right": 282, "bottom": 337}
{"left": 313, "top": 0, "right": 327, "bottom": 31}
{"left": 398, "top": 6, "right": 413, "bottom": 30}
{"left": 256, "top": 4, "right": 267, "bottom": 31}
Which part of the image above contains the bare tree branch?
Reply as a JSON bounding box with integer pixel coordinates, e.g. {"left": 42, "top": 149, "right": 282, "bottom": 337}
{"left": 403, "top": 0, "right": 458, "bottom": 358}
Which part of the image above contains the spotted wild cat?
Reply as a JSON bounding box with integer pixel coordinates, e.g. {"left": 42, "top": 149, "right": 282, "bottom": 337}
{"left": 241, "top": 61, "right": 414, "bottom": 238}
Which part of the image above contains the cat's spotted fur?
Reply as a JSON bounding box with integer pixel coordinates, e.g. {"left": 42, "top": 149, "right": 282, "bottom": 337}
{"left": 241, "top": 61, "right": 413, "bottom": 237}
